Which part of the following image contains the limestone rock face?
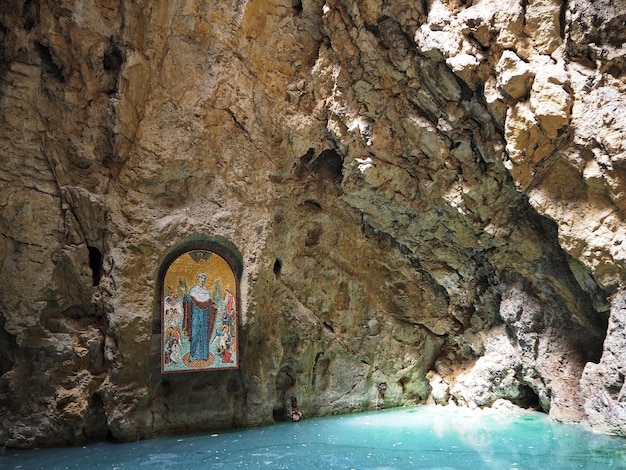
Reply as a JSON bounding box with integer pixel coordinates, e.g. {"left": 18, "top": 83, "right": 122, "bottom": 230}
{"left": 581, "top": 291, "right": 626, "bottom": 435}
{"left": 0, "top": 0, "right": 624, "bottom": 448}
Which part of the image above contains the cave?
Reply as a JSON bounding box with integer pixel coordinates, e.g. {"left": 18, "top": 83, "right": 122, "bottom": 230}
{"left": 0, "top": 0, "right": 625, "bottom": 452}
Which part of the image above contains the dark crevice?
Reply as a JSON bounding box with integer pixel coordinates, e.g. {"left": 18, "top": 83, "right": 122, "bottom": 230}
{"left": 273, "top": 407, "right": 286, "bottom": 422}
{"left": 88, "top": 246, "right": 103, "bottom": 287}
{"left": 295, "top": 148, "right": 315, "bottom": 177}
{"left": 0, "top": 315, "right": 15, "bottom": 377}
{"left": 311, "top": 352, "right": 330, "bottom": 390}
{"left": 23, "top": 0, "right": 38, "bottom": 31}
{"left": 515, "top": 385, "right": 542, "bottom": 410}
{"left": 291, "top": 0, "right": 302, "bottom": 14}
{"left": 377, "top": 16, "right": 415, "bottom": 52}
{"left": 0, "top": 21, "right": 8, "bottom": 79}
{"left": 102, "top": 40, "right": 123, "bottom": 95}
{"left": 453, "top": 69, "right": 474, "bottom": 101}
{"left": 520, "top": 0, "right": 529, "bottom": 29}
{"left": 311, "top": 149, "right": 344, "bottom": 184}
{"left": 35, "top": 41, "right": 65, "bottom": 82}
{"left": 103, "top": 42, "right": 123, "bottom": 73}
{"left": 226, "top": 108, "right": 249, "bottom": 136}
{"left": 398, "top": 376, "right": 409, "bottom": 394}
{"left": 303, "top": 199, "right": 322, "bottom": 211}
{"left": 295, "top": 148, "right": 344, "bottom": 187}
{"left": 364, "top": 23, "right": 379, "bottom": 36}
{"left": 273, "top": 258, "right": 282, "bottom": 278}
{"left": 559, "top": 0, "right": 567, "bottom": 39}
{"left": 83, "top": 393, "right": 109, "bottom": 442}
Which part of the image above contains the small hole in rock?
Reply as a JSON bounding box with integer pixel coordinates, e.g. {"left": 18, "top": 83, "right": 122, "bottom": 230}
{"left": 88, "top": 246, "right": 103, "bottom": 286}
{"left": 273, "top": 258, "right": 282, "bottom": 278}
{"left": 103, "top": 44, "right": 123, "bottom": 73}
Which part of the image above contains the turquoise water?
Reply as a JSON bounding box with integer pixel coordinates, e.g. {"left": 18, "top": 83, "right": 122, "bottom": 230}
{"left": 1, "top": 405, "right": 625, "bottom": 469}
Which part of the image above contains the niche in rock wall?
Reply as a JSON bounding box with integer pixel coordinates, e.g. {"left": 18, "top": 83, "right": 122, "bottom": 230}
{"left": 159, "top": 237, "right": 242, "bottom": 373}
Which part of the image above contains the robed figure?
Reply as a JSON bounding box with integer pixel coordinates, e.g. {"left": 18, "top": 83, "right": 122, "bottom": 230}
{"left": 183, "top": 272, "right": 217, "bottom": 362}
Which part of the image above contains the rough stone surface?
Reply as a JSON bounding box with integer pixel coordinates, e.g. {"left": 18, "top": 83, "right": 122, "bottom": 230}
{"left": 0, "top": 0, "right": 625, "bottom": 448}
{"left": 581, "top": 291, "right": 626, "bottom": 436}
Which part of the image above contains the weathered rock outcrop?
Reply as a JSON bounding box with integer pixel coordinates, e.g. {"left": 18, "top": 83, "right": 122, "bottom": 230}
{"left": 581, "top": 290, "right": 626, "bottom": 436}
{"left": 0, "top": 0, "right": 624, "bottom": 448}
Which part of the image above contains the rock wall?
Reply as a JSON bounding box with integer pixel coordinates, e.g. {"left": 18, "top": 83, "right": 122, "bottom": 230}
{"left": 0, "top": 0, "right": 624, "bottom": 448}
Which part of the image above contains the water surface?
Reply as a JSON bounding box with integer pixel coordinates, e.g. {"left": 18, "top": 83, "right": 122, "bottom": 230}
{"left": 1, "top": 405, "right": 625, "bottom": 469}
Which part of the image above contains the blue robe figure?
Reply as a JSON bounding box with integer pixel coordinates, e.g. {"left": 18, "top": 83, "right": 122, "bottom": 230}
{"left": 182, "top": 272, "right": 217, "bottom": 362}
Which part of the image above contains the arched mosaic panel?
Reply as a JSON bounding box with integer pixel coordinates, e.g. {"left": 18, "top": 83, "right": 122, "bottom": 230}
{"left": 161, "top": 249, "right": 238, "bottom": 373}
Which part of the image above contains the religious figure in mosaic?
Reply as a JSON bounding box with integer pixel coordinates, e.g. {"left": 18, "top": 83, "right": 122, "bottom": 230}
{"left": 161, "top": 249, "right": 239, "bottom": 373}
{"left": 183, "top": 272, "right": 218, "bottom": 362}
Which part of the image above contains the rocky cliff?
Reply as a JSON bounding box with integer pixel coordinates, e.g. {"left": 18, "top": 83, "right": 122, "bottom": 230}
{"left": 1, "top": 0, "right": 625, "bottom": 448}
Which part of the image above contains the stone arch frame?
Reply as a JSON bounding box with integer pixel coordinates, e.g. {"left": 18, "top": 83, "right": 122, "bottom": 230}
{"left": 156, "top": 235, "right": 243, "bottom": 373}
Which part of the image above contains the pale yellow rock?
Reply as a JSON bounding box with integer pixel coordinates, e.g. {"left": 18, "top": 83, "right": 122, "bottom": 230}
{"left": 496, "top": 50, "right": 535, "bottom": 101}
{"left": 530, "top": 75, "right": 573, "bottom": 139}
{"left": 523, "top": 0, "right": 563, "bottom": 54}
{"left": 504, "top": 101, "right": 553, "bottom": 169}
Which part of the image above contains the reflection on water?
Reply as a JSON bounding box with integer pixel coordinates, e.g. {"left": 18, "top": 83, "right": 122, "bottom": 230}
{"left": 1, "top": 405, "right": 625, "bottom": 469}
